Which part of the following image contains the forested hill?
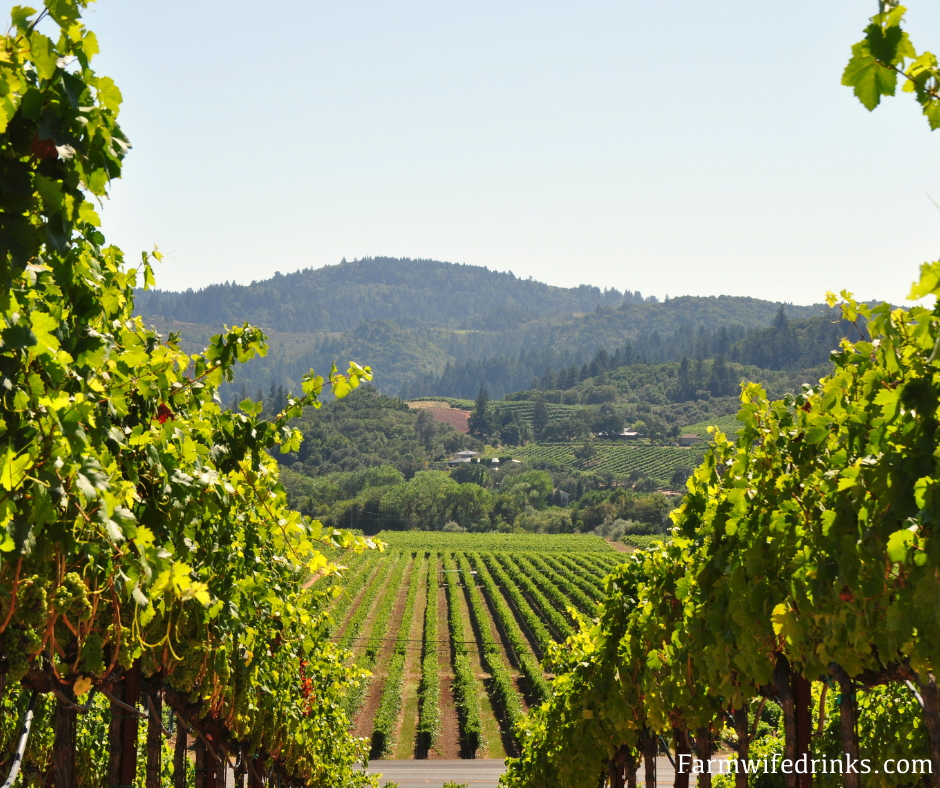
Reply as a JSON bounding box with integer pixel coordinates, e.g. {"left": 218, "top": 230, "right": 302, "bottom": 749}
{"left": 134, "top": 257, "right": 637, "bottom": 333}
{"left": 134, "top": 257, "right": 846, "bottom": 398}
{"left": 133, "top": 256, "right": 827, "bottom": 334}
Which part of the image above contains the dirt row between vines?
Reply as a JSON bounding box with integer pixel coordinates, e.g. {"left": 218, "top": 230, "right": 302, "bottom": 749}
{"left": 353, "top": 556, "right": 415, "bottom": 739}
{"left": 336, "top": 550, "right": 613, "bottom": 760}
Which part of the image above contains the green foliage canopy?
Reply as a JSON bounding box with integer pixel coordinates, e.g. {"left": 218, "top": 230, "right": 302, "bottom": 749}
{"left": 0, "top": 3, "right": 376, "bottom": 783}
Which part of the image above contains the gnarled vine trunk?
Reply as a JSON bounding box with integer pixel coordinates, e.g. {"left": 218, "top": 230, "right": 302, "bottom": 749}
{"left": 672, "top": 727, "right": 691, "bottom": 788}
{"left": 695, "top": 726, "right": 712, "bottom": 788}
{"left": 608, "top": 745, "right": 633, "bottom": 788}
{"left": 195, "top": 738, "right": 207, "bottom": 788}
{"left": 174, "top": 715, "right": 187, "bottom": 788}
{"left": 774, "top": 654, "right": 797, "bottom": 788}
{"left": 146, "top": 690, "right": 163, "bottom": 788}
{"left": 733, "top": 707, "right": 749, "bottom": 788}
{"left": 249, "top": 758, "right": 262, "bottom": 788}
{"left": 642, "top": 729, "right": 656, "bottom": 788}
{"left": 107, "top": 663, "right": 141, "bottom": 788}
{"left": 107, "top": 693, "right": 123, "bottom": 788}
{"left": 919, "top": 672, "right": 940, "bottom": 788}
{"left": 793, "top": 675, "right": 813, "bottom": 788}
{"left": 52, "top": 696, "right": 77, "bottom": 788}
{"left": 831, "top": 664, "right": 859, "bottom": 788}
{"left": 625, "top": 746, "right": 637, "bottom": 788}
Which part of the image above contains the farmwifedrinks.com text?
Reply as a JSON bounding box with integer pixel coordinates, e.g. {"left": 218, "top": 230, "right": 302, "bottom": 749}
{"left": 676, "top": 753, "right": 932, "bottom": 778}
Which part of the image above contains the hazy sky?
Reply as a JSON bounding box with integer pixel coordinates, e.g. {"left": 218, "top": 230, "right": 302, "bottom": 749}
{"left": 86, "top": 1, "right": 940, "bottom": 305}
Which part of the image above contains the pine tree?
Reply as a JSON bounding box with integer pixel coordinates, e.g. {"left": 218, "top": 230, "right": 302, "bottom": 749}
{"left": 468, "top": 385, "right": 490, "bottom": 437}
{"left": 531, "top": 396, "right": 549, "bottom": 438}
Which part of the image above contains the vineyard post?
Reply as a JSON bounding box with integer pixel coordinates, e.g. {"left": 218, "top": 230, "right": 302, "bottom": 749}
{"left": 831, "top": 665, "right": 859, "bottom": 788}
{"left": 794, "top": 676, "right": 813, "bottom": 788}
{"left": 174, "top": 715, "right": 187, "bottom": 788}
{"left": 672, "top": 728, "right": 691, "bottom": 788}
{"left": 52, "top": 691, "right": 77, "bottom": 788}
{"left": 732, "top": 708, "right": 748, "bottom": 788}
{"left": 120, "top": 661, "right": 142, "bottom": 788}
{"left": 773, "top": 655, "right": 797, "bottom": 788}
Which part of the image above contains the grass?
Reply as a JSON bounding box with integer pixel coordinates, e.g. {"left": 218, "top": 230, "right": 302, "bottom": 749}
{"left": 395, "top": 677, "right": 420, "bottom": 758}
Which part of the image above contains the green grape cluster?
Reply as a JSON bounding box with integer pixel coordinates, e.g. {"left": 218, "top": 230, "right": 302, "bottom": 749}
{"left": 165, "top": 637, "right": 205, "bottom": 696}
{"left": 1, "top": 576, "right": 49, "bottom": 681}
{"left": 53, "top": 573, "right": 93, "bottom": 623}
{"left": 107, "top": 623, "right": 137, "bottom": 671}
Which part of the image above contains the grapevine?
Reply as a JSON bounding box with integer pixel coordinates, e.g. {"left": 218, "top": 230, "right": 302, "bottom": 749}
{"left": 0, "top": 3, "right": 379, "bottom": 785}
{"left": 417, "top": 553, "right": 442, "bottom": 754}
{"left": 467, "top": 552, "right": 550, "bottom": 704}
{"left": 457, "top": 554, "right": 526, "bottom": 740}
{"left": 442, "top": 554, "right": 484, "bottom": 756}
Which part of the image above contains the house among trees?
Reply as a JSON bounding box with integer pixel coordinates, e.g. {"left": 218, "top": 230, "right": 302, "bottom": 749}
{"left": 447, "top": 450, "right": 480, "bottom": 465}
{"left": 679, "top": 434, "right": 699, "bottom": 447}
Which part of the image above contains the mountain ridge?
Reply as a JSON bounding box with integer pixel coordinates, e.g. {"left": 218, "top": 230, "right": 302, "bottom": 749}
{"left": 134, "top": 256, "right": 829, "bottom": 334}
{"left": 133, "top": 257, "right": 845, "bottom": 399}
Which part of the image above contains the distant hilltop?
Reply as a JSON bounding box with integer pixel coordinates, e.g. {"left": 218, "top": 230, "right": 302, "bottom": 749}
{"left": 134, "top": 257, "right": 645, "bottom": 334}
{"left": 132, "top": 256, "right": 842, "bottom": 399}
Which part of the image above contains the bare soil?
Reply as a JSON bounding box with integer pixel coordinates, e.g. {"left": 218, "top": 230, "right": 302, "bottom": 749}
{"left": 333, "top": 559, "right": 384, "bottom": 641}
{"left": 608, "top": 539, "right": 630, "bottom": 552}
{"left": 352, "top": 557, "right": 414, "bottom": 738}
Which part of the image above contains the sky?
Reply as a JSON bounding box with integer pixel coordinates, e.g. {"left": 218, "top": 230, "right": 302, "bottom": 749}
{"left": 83, "top": 1, "right": 940, "bottom": 305}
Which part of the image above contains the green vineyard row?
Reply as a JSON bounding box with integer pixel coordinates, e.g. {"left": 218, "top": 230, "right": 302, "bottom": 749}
{"left": 417, "top": 554, "right": 442, "bottom": 752}
{"left": 377, "top": 531, "right": 616, "bottom": 553}
{"left": 508, "top": 441, "right": 704, "bottom": 480}
{"left": 328, "top": 542, "right": 618, "bottom": 761}
{"left": 371, "top": 556, "right": 425, "bottom": 757}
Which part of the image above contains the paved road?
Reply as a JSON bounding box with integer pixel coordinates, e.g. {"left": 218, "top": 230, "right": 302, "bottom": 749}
{"left": 365, "top": 759, "right": 506, "bottom": 787}
{"left": 364, "top": 757, "right": 717, "bottom": 786}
